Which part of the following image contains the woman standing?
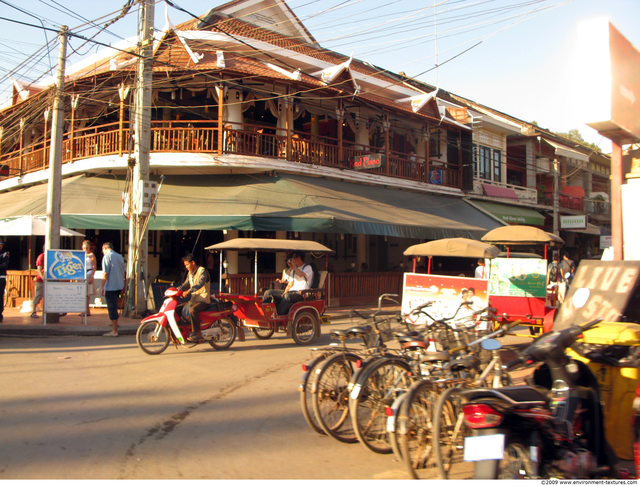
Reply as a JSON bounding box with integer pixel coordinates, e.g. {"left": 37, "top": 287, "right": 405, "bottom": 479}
{"left": 82, "top": 240, "right": 97, "bottom": 317}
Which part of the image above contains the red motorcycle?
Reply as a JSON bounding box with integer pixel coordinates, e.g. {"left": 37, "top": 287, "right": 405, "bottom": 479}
{"left": 136, "top": 287, "right": 238, "bottom": 355}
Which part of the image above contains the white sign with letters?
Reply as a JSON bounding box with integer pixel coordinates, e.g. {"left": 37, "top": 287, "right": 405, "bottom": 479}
{"left": 44, "top": 282, "right": 87, "bottom": 313}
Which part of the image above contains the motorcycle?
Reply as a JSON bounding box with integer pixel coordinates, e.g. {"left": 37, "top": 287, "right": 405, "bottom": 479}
{"left": 460, "top": 288, "right": 616, "bottom": 479}
{"left": 136, "top": 287, "right": 238, "bottom": 355}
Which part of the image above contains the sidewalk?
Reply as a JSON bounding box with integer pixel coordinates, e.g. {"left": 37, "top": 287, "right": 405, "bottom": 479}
{"left": 0, "top": 304, "right": 391, "bottom": 337}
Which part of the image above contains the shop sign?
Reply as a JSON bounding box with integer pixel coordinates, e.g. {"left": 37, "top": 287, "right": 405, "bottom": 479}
{"left": 352, "top": 154, "right": 384, "bottom": 170}
{"left": 560, "top": 214, "right": 587, "bottom": 229}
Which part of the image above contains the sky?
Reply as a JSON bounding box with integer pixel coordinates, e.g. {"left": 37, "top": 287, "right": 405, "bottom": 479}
{"left": 1, "top": 0, "right": 639, "bottom": 153}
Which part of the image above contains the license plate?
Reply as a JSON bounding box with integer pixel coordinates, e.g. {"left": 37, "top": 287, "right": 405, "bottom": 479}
{"left": 463, "top": 434, "right": 505, "bottom": 462}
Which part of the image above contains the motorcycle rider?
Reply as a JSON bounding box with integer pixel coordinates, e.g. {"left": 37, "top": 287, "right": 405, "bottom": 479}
{"left": 176, "top": 254, "right": 211, "bottom": 342}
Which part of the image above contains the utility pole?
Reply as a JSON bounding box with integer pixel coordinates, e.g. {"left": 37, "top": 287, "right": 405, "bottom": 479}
{"left": 45, "top": 25, "right": 68, "bottom": 324}
{"left": 126, "top": 0, "right": 154, "bottom": 316}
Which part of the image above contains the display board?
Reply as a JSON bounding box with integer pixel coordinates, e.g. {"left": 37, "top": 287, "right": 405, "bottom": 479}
{"left": 402, "top": 273, "right": 489, "bottom": 325}
{"left": 488, "top": 258, "right": 547, "bottom": 298}
{"left": 44, "top": 282, "right": 87, "bottom": 313}
{"left": 45, "top": 249, "right": 86, "bottom": 280}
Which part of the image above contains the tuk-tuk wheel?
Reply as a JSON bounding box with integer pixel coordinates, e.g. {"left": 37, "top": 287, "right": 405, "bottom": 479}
{"left": 292, "top": 311, "right": 318, "bottom": 345}
{"left": 252, "top": 327, "right": 275, "bottom": 340}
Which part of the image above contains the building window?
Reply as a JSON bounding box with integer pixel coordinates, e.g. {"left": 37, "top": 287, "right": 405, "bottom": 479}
{"left": 493, "top": 149, "right": 501, "bottom": 182}
{"left": 429, "top": 129, "right": 441, "bottom": 157}
{"left": 478, "top": 146, "right": 491, "bottom": 180}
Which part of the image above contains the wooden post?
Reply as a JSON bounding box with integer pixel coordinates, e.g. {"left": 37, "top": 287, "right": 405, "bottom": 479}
{"left": 43, "top": 110, "right": 49, "bottom": 169}
{"left": 118, "top": 84, "right": 126, "bottom": 157}
{"left": 217, "top": 85, "right": 224, "bottom": 156}
{"left": 19, "top": 119, "right": 23, "bottom": 175}
{"left": 384, "top": 116, "right": 390, "bottom": 175}
{"left": 70, "top": 94, "right": 78, "bottom": 162}
{"left": 337, "top": 99, "right": 343, "bottom": 165}
{"left": 285, "top": 91, "right": 292, "bottom": 160}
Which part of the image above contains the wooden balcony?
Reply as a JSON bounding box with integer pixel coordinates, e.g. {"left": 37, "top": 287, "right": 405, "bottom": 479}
{"left": 1, "top": 120, "right": 462, "bottom": 190}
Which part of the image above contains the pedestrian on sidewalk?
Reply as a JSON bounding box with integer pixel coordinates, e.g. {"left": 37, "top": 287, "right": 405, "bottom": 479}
{"left": 31, "top": 245, "right": 45, "bottom": 318}
{"left": 81, "top": 240, "right": 97, "bottom": 317}
{"left": 0, "top": 238, "right": 9, "bottom": 323}
{"left": 100, "top": 242, "right": 125, "bottom": 337}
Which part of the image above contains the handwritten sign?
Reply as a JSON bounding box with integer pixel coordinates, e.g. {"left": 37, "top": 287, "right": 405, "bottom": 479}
{"left": 352, "top": 154, "right": 384, "bottom": 170}
{"left": 44, "top": 282, "right": 87, "bottom": 313}
{"left": 46, "top": 250, "right": 86, "bottom": 280}
{"left": 554, "top": 260, "right": 640, "bottom": 329}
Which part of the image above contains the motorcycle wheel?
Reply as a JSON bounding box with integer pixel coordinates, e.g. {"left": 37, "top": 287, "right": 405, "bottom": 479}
{"left": 136, "top": 321, "right": 170, "bottom": 355}
{"left": 292, "top": 311, "right": 318, "bottom": 345}
{"left": 475, "top": 439, "right": 534, "bottom": 479}
{"left": 208, "top": 317, "right": 237, "bottom": 350}
{"left": 252, "top": 327, "right": 275, "bottom": 340}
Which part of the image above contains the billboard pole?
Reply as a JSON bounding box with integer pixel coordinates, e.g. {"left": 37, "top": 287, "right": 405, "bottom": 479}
{"left": 611, "top": 140, "right": 624, "bottom": 260}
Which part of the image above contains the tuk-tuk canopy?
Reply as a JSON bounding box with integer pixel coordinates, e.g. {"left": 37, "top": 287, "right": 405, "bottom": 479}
{"left": 481, "top": 226, "right": 565, "bottom": 247}
{"left": 403, "top": 237, "right": 501, "bottom": 259}
{"left": 206, "top": 238, "right": 334, "bottom": 253}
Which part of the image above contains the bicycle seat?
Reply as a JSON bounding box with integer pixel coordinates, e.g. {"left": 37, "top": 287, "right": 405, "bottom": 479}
{"left": 330, "top": 329, "right": 348, "bottom": 340}
{"left": 463, "top": 385, "right": 550, "bottom": 406}
{"left": 346, "top": 325, "right": 372, "bottom": 337}
{"left": 445, "top": 355, "right": 480, "bottom": 372}
{"left": 401, "top": 340, "right": 429, "bottom": 351}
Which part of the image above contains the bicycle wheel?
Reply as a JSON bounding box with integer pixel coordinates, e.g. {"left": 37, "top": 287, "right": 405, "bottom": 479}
{"left": 312, "top": 352, "right": 360, "bottom": 443}
{"left": 433, "top": 386, "right": 471, "bottom": 479}
{"left": 299, "top": 353, "right": 331, "bottom": 435}
{"left": 349, "top": 357, "right": 412, "bottom": 454}
{"left": 397, "top": 379, "right": 439, "bottom": 478}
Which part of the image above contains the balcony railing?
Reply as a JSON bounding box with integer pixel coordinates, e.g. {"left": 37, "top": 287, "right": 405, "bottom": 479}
{"left": 540, "top": 191, "right": 584, "bottom": 211}
{"left": 1, "top": 120, "right": 462, "bottom": 189}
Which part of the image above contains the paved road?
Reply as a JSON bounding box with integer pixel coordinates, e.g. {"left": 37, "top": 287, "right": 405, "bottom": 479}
{"left": 0, "top": 319, "right": 430, "bottom": 480}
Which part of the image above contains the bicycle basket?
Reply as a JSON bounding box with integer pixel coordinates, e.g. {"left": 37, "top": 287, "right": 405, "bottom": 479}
{"left": 376, "top": 318, "right": 393, "bottom": 342}
{"left": 363, "top": 327, "right": 377, "bottom": 347}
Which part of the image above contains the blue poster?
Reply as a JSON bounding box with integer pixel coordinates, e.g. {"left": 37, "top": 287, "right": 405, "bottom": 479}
{"left": 45, "top": 249, "right": 86, "bottom": 280}
{"left": 429, "top": 169, "right": 443, "bottom": 184}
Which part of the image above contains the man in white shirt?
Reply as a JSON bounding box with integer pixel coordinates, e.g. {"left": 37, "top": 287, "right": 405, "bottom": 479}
{"left": 265, "top": 251, "right": 313, "bottom": 315}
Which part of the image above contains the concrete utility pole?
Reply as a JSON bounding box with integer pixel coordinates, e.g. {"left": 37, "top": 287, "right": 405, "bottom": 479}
{"left": 46, "top": 26, "right": 68, "bottom": 251}
{"left": 45, "top": 25, "right": 68, "bottom": 324}
{"left": 126, "top": 0, "right": 154, "bottom": 316}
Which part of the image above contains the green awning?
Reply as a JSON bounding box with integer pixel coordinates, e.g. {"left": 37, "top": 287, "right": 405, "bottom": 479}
{"left": 0, "top": 174, "right": 503, "bottom": 238}
{"left": 466, "top": 200, "right": 545, "bottom": 226}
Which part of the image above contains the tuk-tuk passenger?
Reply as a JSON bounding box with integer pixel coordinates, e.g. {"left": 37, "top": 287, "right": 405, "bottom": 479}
{"left": 264, "top": 251, "right": 313, "bottom": 315}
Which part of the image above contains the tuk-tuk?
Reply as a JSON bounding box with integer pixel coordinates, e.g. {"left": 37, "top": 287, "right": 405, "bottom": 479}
{"left": 205, "top": 238, "right": 333, "bottom": 345}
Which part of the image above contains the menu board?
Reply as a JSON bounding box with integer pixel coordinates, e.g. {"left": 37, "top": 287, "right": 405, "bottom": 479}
{"left": 44, "top": 282, "right": 87, "bottom": 313}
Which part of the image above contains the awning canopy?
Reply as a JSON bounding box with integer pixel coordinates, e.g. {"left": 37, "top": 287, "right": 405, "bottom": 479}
{"left": 466, "top": 199, "right": 545, "bottom": 226}
{"left": 542, "top": 138, "right": 589, "bottom": 162}
{"left": 0, "top": 173, "right": 503, "bottom": 239}
{"left": 564, "top": 223, "right": 601, "bottom": 235}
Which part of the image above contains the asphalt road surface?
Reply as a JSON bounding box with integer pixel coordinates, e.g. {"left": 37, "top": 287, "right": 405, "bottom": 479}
{"left": 1, "top": 318, "right": 447, "bottom": 480}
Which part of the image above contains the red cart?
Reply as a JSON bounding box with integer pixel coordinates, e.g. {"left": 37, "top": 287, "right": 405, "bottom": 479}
{"left": 205, "top": 238, "right": 333, "bottom": 345}
{"left": 481, "top": 225, "right": 565, "bottom": 334}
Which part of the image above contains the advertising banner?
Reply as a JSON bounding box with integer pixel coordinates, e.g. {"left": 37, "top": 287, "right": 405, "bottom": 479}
{"left": 402, "top": 273, "right": 489, "bottom": 325}
{"left": 488, "top": 258, "right": 547, "bottom": 298}
{"left": 45, "top": 249, "right": 86, "bottom": 280}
